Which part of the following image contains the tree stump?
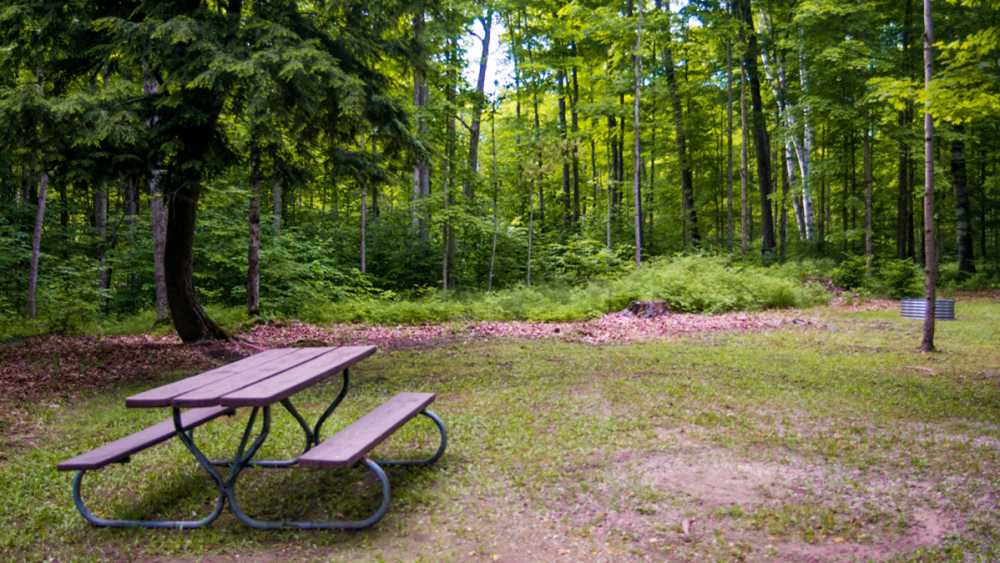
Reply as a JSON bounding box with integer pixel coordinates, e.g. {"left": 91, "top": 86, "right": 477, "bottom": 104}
{"left": 625, "top": 300, "right": 670, "bottom": 318}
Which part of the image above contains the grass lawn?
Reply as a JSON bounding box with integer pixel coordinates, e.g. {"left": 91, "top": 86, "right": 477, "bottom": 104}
{"left": 1, "top": 299, "right": 998, "bottom": 561}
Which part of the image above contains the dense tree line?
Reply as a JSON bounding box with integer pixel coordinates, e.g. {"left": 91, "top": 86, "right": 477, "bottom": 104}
{"left": 1, "top": 0, "right": 998, "bottom": 341}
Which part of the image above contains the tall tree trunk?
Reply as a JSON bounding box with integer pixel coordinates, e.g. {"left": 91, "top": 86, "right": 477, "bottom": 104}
{"left": 145, "top": 76, "right": 169, "bottom": 323}
{"left": 661, "top": 1, "right": 698, "bottom": 246}
{"left": 898, "top": 0, "right": 915, "bottom": 259}
{"left": 605, "top": 120, "right": 613, "bottom": 248}
{"left": 165, "top": 185, "right": 227, "bottom": 342}
{"left": 648, "top": 59, "right": 656, "bottom": 243}
{"left": 150, "top": 169, "right": 169, "bottom": 323}
{"left": 798, "top": 30, "right": 816, "bottom": 241}
{"left": 819, "top": 126, "right": 827, "bottom": 253}
{"left": 512, "top": 13, "right": 532, "bottom": 286}
{"left": 951, "top": 126, "right": 975, "bottom": 279}
{"left": 26, "top": 172, "right": 47, "bottom": 318}
{"left": 618, "top": 93, "right": 626, "bottom": 215}
{"left": 412, "top": 12, "right": 430, "bottom": 238}
{"left": 608, "top": 114, "right": 619, "bottom": 235}
{"left": 591, "top": 125, "right": 599, "bottom": 222}
{"left": 633, "top": 0, "right": 644, "bottom": 265}
{"left": 726, "top": 40, "right": 735, "bottom": 251}
{"left": 864, "top": 122, "right": 874, "bottom": 259}
{"left": 979, "top": 144, "right": 988, "bottom": 259}
{"left": 736, "top": 0, "right": 776, "bottom": 256}
{"left": 780, "top": 148, "right": 789, "bottom": 260}
{"left": 488, "top": 102, "right": 499, "bottom": 291}
{"left": 443, "top": 38, "right": 458, "bottom": 290}
{"left": 466, "top": 9, "right": 493, "bottom": 199}
{"left": 740, "top": 73, "right": 751, "bottom": 255}
{"left": 558, "top": 70, "right": 571, "bottom": 227}
{"left": 758, "top": 14, "right": 806, "bottom": 242}
{"left": 247, "top": 146, "right": 261, "bottom": 317}
{"left": 570, "top": 59, "right": 581, "bottom": 224}
{"left": 921, "top": 0, "right": 936, "bottom": 353}
{"left": 532, "top": 77, "right": 544, "bottom": 229}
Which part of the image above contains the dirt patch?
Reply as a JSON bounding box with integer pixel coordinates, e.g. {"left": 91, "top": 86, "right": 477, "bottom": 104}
{"left": 543, "top": 434, "right": 971, "bottom": 562}
{"left": 640, "top": 454, "right": 811, "bottom": 507}
{"left": 773, "top": 506, "right": 957, "bottom": 562}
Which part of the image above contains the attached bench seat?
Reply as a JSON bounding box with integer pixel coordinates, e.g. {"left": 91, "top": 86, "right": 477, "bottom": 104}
{"left": 299, "top": 392, "right": 436, "bottom": 468}
{"left": 57, "top": 406, "right": 234, "bottom": 471}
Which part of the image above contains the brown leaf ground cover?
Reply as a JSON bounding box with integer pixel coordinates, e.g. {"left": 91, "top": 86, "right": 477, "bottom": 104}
{"left": 0, "top": 307, "right": 826, "bottom": 404}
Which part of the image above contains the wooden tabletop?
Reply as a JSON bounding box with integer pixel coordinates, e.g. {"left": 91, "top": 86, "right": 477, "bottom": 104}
{"left": 126, "top": 346, "right": 376, "bottom": 409}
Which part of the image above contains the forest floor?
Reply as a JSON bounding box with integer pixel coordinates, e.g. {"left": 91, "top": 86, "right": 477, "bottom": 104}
{"left": 0, "top": 296, "right": 998, "bottom": 561}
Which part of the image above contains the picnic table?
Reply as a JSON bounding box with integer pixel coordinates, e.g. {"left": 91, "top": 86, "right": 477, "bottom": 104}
{"left": 57, "top": 346, "right": 447, "bottom": 530}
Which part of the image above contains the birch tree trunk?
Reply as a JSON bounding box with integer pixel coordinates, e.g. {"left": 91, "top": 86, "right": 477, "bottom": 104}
{"left": 921, "top": 0, "right": 936, "bottom": 353}
{"left": 247, "top": 146, "right": 261, "bottom": 317}
{"left": 758, "top": 24, "right": 805, "bottom": 241}
{"left": 26, "top": 172, "right": 48, "bottom": 319}
{"left": 798, "top": 31, "right": 816, "bottom": 241}
{"left": 780, "top": 148, "right": 788, "bottom": 260}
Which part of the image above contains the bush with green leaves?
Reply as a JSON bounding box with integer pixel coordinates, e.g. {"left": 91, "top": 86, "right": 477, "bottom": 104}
{"left": 304, "top": 254, "right": 830, "bottom": 324}
{"left": 870, "top": 258, "right": 923, "bottom": 298}
{"left": 604, "top": 255, "right": 829, "bottom": 314}
{"left": 537, "top": 237, "right": 626, "bottom": 284}
{"left": 38, "top": 255, "right": 108, "bottom": 334}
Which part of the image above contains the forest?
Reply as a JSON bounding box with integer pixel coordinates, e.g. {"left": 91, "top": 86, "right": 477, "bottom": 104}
{"left": 2, "top": 0, "right": 999, "bottom": 341}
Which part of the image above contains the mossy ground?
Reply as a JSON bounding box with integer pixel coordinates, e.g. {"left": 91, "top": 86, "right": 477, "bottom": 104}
{"left": 1, "top": 299, "right": 997, "bottom": 561}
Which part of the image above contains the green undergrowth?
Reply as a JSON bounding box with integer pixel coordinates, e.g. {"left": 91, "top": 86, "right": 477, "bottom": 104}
{"left": 0, "top": 299, "right": 997, "bottom": 560}
{"left": 302, "top": 255, "right": 831, "bottom": 325}
{"left": 7, "top": 255, "right": 998, "bottom": 338}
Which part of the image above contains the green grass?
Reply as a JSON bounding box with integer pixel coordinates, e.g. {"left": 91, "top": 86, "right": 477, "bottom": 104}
{"left": 1, "top": 299, "right": 998, "bottom": 560}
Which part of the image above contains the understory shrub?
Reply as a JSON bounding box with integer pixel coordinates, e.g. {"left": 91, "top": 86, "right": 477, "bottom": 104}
{"left": 304, "top": 255, "right": 829, "bottom": 324}
{"left": 831, "top": 256, "right": 923, "bottom": 298}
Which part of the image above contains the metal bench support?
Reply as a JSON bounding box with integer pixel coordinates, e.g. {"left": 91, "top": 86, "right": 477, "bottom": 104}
{"left": 70, "top": 463, "right": 225, "bottom": 529}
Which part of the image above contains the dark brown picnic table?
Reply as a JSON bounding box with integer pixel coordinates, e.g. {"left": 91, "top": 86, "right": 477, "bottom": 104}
{"left": 57, "top": 346, "right": 447, "bottom": 530}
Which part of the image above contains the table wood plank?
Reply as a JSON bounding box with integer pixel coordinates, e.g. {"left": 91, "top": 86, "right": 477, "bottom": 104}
{"left": 219, "top": 345, "right": 376, "bottom": 407}
{"left": 298, "top": 392, "right": 435, "bottom": 468}
{"left": 57, "top": 406, "right": 234, "bottom": 471}
{"left": 125, "top": 348, "right": 296, "bottom": 408}
{"left": 171, "top": 347, "right": 336, "bottom": 407}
